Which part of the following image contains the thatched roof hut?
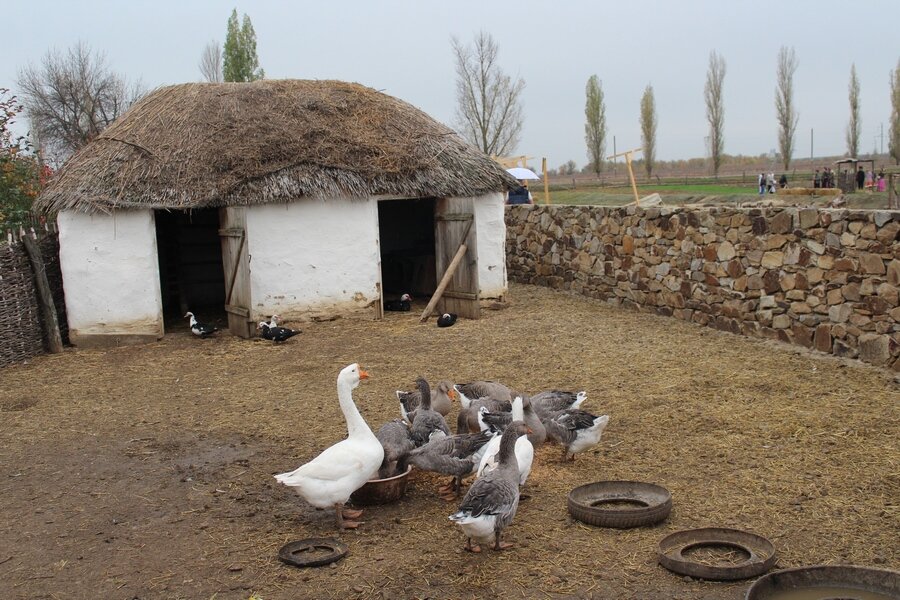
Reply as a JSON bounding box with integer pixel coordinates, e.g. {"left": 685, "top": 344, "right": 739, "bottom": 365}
{"left": 40, "top": 80, "right": 513, "bottom": 347}
{"left": 36, "top": 80, "right": 516, "bottom": 213}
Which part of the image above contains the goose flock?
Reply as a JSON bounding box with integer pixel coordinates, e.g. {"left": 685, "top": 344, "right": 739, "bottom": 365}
{"left": 274, "top": 364, "right": 610, "bottom": 553}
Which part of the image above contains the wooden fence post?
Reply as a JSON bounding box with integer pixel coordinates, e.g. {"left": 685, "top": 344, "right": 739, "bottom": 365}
{"left": 21, "top": 234, "right": 64, "bottom": 353}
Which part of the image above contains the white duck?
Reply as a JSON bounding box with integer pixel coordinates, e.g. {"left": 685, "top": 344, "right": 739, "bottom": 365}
{"left": 477, "top": 397, "right": 534, "bottom": 486}
{"left": 274, "top": 363, "right": 384, "bottom": 529}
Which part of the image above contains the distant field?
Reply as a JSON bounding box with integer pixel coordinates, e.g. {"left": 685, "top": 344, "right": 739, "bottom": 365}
{"left": 539, "top": 185, "right": 892, "bottom": 209}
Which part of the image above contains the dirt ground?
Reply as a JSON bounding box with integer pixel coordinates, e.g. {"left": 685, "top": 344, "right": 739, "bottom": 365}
{"left": 0, "top": 283, "right": 897, "bottom": 600}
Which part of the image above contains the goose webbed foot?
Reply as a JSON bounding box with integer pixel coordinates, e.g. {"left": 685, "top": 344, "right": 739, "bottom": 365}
{"left": 494, "top": 532, "right": 514, "bottom": 551}
{"left": 464, "top": 539, "right": 482, "bottom": 553}
{"left": 342, "top": 507, "right": 364, "bottom": 519}
{"left": 335, "top": 504, "right": 364, "bottom": 529}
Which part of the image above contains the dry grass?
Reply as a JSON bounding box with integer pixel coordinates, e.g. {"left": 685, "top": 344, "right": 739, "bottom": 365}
{"left": 0, "top": 283, "right": 897, "bottom": 600}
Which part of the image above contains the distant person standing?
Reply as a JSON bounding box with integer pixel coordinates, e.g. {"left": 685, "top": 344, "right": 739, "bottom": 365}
{"left": 506, "top": 182, "right": 533, "bottom": 205}
{"left": 766, "top": 172, "right": 776, "bottom": 194}
{"left": 856, "top": 165, "right": 865, "bottom": 190}
{"left": 814, "top": 169, "right": 821, "bottom": 188}
{"left": 877, "top": 170, "right": 886, "bottom": 192}
{"left": 779, "top": 173, "right": 788, "bottom": 189}
{"left": 758, "top": 172, "right": 766, "bottom": 195}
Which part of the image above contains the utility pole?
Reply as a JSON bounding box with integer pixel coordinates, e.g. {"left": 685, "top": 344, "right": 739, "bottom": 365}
{"left": 810, "top": 128, "right": 814, "bottom": 163}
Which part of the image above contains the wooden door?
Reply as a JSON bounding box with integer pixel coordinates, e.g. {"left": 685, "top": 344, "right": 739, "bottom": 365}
{"left": 434, "top": 198, "right": 480, "bottom": 320}
{"left": 218, "top": 207, "right": 253, "bottom": 338}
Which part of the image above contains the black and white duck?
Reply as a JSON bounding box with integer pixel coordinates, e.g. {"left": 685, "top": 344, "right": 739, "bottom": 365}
{"left": 262, "top": 315, "right": 300, "bottom": 342}
{"left": 409, "top": 377, "right": 451, "bottom": 445}
{"left": 397, "top": 380, "right": 456, "bottom": 422}
{"left": 437, "top": 313, "right": 457, "bottom": 327}
{"left": 543, "top": 409, "right": 609, "bottom": 461}
{"left": 184, "top": 312, "right": 218, "bottom": 338}
{"left": 449, "top": 421, "right": 527, "bottom": 553}
{"left": 384, "top": 293, "right": 412, "bottom": 312}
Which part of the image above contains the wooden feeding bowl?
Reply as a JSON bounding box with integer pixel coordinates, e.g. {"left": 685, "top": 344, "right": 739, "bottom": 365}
{"left": 350, "top": 465, "right": 413, "bottom": 505}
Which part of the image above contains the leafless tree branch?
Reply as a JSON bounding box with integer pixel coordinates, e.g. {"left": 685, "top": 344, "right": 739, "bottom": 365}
{"left": 452, "top": 31, "right": 524, "bottom": 157}
{"left": 199, "top": 40, "right": 223, "bottom": 83}
{"left": 17, "top": 41, "right": 143, "bottom": 165}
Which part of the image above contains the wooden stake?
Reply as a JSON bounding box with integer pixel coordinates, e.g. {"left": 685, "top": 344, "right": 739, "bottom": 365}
{"left": 21, "top": 234, "right": 64, "bottom": 353}
{"left": 542, "top": 157, "right": 550, "bottom": 204}
{"left": 626, "top": 153, "right": 640, "bottom": 205}
{"left": 607, "top": 148, "right": 643, "bottom": 205}
{"left": 420, "top": 219, "right": 473, "bottom": 323}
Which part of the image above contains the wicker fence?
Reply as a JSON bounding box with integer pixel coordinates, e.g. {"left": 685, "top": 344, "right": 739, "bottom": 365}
{"left": 0, "top": 225, "right": 68, "bottom": 368}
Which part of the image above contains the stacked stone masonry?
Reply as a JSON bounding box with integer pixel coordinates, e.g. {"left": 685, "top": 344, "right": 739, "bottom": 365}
{"left": 505, "top": 205, "right": 900, "bottom": 371}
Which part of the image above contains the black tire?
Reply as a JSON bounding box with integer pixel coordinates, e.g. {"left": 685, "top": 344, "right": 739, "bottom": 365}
{"left": 567, "top": 480, "right": 672, "bottom": 528}
{"left": 278, "top": 538, "right": 348, "bottom": 568}
{"left": 657, "top": 527, "right": 776, "bottom": 581}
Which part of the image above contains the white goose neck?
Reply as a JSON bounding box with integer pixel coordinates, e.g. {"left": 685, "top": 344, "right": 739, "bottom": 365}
{"left": 337, "top": 378, "right": 369, "bottom": 438}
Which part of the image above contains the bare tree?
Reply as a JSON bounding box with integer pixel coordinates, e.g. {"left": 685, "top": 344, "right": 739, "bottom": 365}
{"left": 704, "top": 50, "right": 726, "bottom": 176}
{"left": 558, "top": 160, "right": 578, "bottom": 175}
{"left": 640, "top": 84, "right": 657, "bottom": 179}
{"left": 452, "top": 31, "right": 524, "bottom": 156}
{"left": 846, "top": 64, "right": 861, "bottom": 157}
{"left": 890, "top": 58, "right": 900, "bottom": 165}
{"left": 775, "top": 46, "right": 799, "bottom": 170}
{"left": 17, "top": 41, "right": 142, "bottom": 164}
{"left": 199, "top": 40, "right": 223, "bottom": 83}
{"left": 584, "top": 75, "right": 606, "bottom": 174}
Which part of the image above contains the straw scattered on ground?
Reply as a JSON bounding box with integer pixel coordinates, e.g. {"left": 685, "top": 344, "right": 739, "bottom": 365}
{"left": 0, "top": 283, "right": 897, "bottom": 600}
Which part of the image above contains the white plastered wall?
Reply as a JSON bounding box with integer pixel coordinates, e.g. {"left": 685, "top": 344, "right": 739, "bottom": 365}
{"left": 57, "top": 209, "right": 163, "bottom": 343}
{"left": 472, "top": 192, "right": 508, "bottom": 299}
{"left": 245, "top": 198, "right": 381, "bottom": 320}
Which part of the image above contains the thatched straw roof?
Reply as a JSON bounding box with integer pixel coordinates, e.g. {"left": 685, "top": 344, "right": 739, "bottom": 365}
{"left": 35, "top": 80, "right": 518, "bottom": 214}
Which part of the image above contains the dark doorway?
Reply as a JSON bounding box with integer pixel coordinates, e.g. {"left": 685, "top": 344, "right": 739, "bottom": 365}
{"left": 155, "top": 209, "right": 226, "bottom": 328}
{"left": 378, "top": 198, "right": 437, "bottom": 297}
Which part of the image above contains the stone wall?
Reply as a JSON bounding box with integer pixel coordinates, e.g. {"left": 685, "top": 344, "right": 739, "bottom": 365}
{"left": 506, "top": 205, "right": 900, "bottom": 370}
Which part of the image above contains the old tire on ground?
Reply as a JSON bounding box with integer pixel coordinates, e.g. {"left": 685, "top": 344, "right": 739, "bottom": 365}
{"left": 567, "top": 481, "right": 672, "bottom": 528}
{"left": 745, "top": 565, "right": 900, "bottom": 599}
{"left": 657, "top": 527, "right": 776, "bottom": 581}
{"left": 278, "top": 538, "right": 348, "bottom": 568}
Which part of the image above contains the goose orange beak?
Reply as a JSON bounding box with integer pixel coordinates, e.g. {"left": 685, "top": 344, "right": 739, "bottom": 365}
{"left": 449, "top": 389, "right": 457, "bottom": 400}
{"left": 359, "top": 368, "right": 370, "bottom": 379}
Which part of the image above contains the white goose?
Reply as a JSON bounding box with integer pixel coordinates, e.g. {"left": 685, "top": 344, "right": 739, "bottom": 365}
{"left": 274, "top": 363, "right": 384, "bottom": 529}
{"left": 476, "top": 397, "right": 534, "bottom": 486}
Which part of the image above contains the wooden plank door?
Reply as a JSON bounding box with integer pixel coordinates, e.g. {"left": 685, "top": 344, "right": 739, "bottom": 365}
{"left": 218, "top": 207, "right": 252, "bottom": 338}
{"left": 434, "top": 198, "right": 480, "bottom": 320}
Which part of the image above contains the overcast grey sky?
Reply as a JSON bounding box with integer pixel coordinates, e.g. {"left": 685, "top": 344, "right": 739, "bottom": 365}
{"left": 5, "top": 1, "right": 899, "bottom": 169}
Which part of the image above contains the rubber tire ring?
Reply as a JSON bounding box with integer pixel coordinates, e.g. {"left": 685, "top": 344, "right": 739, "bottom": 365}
{"left": 278, "top": 538, "right": 348, "bottom": 568}
{"left": 567, "top": 481, "right": 673, "bottom": 528}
